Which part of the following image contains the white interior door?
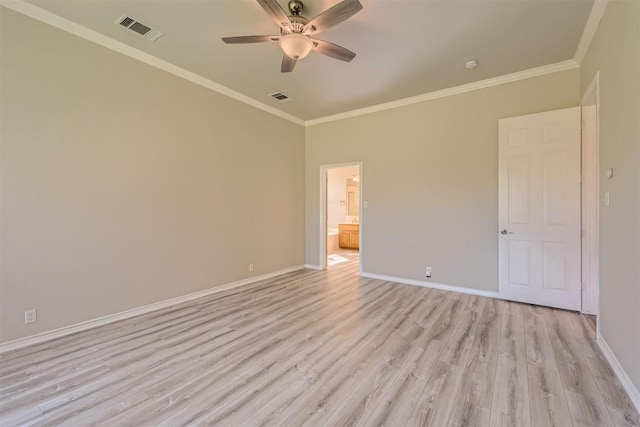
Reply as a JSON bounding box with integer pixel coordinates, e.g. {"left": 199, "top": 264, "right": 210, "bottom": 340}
{"left": 499, "top": 107, "right": 581, "bottom": 310}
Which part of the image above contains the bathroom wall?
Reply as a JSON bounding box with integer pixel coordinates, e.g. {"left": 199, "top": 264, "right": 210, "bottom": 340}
{"left": 327, "top": 166, "right": 360, "bottom": 229}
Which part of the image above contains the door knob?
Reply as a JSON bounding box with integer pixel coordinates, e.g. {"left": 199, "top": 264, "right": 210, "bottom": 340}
{"left": 500, "top": 229, "right": 514, "bottom": 235}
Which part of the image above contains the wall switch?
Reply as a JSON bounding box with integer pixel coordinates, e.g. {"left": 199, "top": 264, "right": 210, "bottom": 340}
{"left": 363, "top": 201, "right": 369, "bottom": 208}
{"left": 24, "top": 309, "right": 37, "bottom": 324}
{"left": 249, "top": 263, "right": 254, "bottom": 272}
{"left": 425, "top": 267, "right": 432, "bottom": 278}
{"left": 604, "top": 192, "right": 610, "bottom": 206}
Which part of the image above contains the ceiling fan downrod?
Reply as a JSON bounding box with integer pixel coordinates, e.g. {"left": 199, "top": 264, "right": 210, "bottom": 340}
{"left": 288, "top": 0, "right": 304, "bottom": 16}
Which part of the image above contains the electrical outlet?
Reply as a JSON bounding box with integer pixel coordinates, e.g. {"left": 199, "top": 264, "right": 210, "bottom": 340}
{"left": 425, "top": 267, "right": 432, "bottom": 278}
{"left": 249, "top": 263, "right": 254, "bottom": 272}
{"left": 24, "top": 309, "right": 37, "bottom": 324}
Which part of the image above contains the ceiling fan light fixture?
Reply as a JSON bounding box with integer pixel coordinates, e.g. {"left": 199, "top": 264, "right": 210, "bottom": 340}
{"left": 222, "top": 0, "right": 362, "bottom": 72}
{"left": 279, "top": 33, "right": 313, "bottom": 59}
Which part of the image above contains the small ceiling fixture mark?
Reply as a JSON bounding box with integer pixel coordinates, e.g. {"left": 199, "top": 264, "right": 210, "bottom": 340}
{"left": 465, "top": 59, "right": 479, "bottom": 69}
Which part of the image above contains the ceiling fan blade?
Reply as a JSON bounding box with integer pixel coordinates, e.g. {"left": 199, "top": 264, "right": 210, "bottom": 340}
{"left": 281, "top": 54, "right": 297, "bottom": 73}
{"left": 303, "top": 0, "right": 363, "bottom": 34}
{"left": 256, "top": 0, "right": 292, "bottom": 31}
{"left": 222, "top": 35, "right": 280, "bottom": 44}
{"left": 312, "top": 39, "right": 356, "bottom": 62}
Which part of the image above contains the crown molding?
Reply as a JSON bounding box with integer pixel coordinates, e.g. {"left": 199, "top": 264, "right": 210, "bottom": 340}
{"left": 305, "top": 59, "right": 579, "bottom": 126}
{"left": 574, "top": 0, "right": 609, "bottom": 65}
{"left": 2, "top": 0, "right": 585, "bottom": 129}
{"left": 0, "top": 0, "right": 306, "bottom": 126}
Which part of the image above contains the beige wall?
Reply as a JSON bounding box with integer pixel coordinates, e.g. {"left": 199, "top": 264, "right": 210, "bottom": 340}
{"left": 580, "top": 0, "right": 640, "bottom": 391}
{"left": 306, "top": 69, "right": 580, "bottom": 290}
{"left": 0, "top": 9, "right": 305, "bottom": 342}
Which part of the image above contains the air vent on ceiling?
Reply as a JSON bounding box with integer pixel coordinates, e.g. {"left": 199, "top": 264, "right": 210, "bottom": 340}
{"left": 115, "top": 15, "right": 163, "bottom": 42}
{"left": 270, "top": 92, "right": 290, "bottom": 102}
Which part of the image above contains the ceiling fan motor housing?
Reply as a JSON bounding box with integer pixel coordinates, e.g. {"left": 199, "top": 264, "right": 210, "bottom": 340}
{"left": 282, "top": 15, "right": 309, "bottom": 34}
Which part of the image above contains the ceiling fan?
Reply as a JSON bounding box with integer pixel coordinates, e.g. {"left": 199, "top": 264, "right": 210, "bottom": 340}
{"left": 222, "top": 0, "right": 363, "bottom": 73}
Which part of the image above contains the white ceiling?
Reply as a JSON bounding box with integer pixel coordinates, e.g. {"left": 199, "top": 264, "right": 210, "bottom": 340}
{"left": 25, "top": 0, "right": 594, "bottom": 121}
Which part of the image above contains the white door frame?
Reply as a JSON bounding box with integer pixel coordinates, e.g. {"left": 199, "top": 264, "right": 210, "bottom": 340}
{"left": 581, "top": 72, "right": 600, "bottom": 318}
{"left": 319, "top": 162, "right": 363, "bottom": 273}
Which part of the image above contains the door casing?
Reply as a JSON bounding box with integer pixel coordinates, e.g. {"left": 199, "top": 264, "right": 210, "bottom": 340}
{"left": 581, "top": 73, "right": 600, "bottom": 318}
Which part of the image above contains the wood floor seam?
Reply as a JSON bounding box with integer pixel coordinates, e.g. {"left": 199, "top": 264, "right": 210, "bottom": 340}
{"left": 0, "top": 252, "right": 638, "bottom": 427}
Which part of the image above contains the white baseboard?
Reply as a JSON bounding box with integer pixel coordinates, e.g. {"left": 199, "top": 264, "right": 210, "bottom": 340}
{"left": 597, "top": 333, "right": 640, "bottom": 413}
{"left": 304, "top": 264, "right": 323, "bottom": 270}
{"left": 360, "top": 272, "right": 500, "bottom": 299}
{"left": 0, "top": 264, "right": 305, "bottom": 354}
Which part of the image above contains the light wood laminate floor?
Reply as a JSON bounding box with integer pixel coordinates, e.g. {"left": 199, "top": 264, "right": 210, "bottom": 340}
{"left": 1, "top": 253, "right": 638, "bottom": 426}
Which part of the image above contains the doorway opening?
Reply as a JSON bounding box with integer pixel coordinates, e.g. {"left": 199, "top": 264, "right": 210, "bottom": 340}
{"left": 581, "top": 72, "right": 600, "bottom": 335}
{"left": 320, "top": 162, "right": 362, "bottom": 272}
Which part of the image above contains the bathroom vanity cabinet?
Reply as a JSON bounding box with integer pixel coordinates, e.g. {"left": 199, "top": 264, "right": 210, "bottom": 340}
{"left": 338, "top": 223, "right": 359, "bottom": 249}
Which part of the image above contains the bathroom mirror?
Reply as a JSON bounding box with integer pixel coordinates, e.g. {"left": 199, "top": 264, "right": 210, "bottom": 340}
{"left": 347, "top": 180, "right": 360, "bottom": 217}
